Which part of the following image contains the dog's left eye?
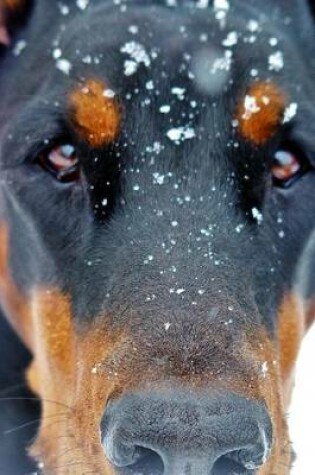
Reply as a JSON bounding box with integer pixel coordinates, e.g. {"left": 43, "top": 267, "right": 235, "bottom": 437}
{"left": 36, "top": 144, "right": 80, "bottom": 182}
{"left": 271, "top": 149, "right": 304, "bottom": 188}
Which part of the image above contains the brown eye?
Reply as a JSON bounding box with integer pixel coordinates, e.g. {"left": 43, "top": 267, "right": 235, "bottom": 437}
{"left": 272, "top": 149, "right": 303, "bottom": 188}
{"left": 37, "top": 144, "right": 80, "bottom": 182}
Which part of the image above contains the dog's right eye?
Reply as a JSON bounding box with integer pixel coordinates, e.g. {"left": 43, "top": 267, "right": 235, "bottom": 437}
{"left": 36, "top": 144, "right": 80, "bottom": 183}
{"left": 271, "top": 146, "right": 309, "bottom": 188}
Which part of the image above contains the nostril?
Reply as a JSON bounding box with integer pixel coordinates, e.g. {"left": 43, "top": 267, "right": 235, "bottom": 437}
{"left": 213, "top": 426, "right": 271, "bottom": 474}
{"left": 231, "top": 425, "right": 272, "bottom": 471}
{"left": 213, "top": 455, "right": 250, "bottom": 474}
{"left": 212, "top": 420, "right": 272, "bottom": 475}
{"left": 116, "top": 447, "right": 164, "bottom": 475}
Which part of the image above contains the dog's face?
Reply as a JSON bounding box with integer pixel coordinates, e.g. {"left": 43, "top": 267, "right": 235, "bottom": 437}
{"left": 0, "top": 1, "right": 315, "bottom": 474}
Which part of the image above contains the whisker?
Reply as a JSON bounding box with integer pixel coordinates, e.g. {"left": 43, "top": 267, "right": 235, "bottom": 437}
{"left": 0, "top": 397, "right": 72, "bottom": 411}
{"left": 0, "top": 382, "right": 29, "bottom": 395}
{"left": 3, "top": 412, "right": 68, "bottom": 435}
{"left": 4, "top": 418, "right": 41, "bottom": 435}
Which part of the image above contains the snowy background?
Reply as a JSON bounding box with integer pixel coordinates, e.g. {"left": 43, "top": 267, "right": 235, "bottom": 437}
{"left": 289, "top": 324, "right": 315, "bottom": 474}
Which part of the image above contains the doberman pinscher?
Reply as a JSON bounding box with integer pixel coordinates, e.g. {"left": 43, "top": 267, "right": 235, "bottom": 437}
{"left": 0, "top": 1, "right": 315, "bottom": 474}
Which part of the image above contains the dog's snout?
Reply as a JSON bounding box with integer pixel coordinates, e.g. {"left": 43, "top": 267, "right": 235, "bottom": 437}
{"left": 101, "top": 390, "right": 272, "bottom": 474}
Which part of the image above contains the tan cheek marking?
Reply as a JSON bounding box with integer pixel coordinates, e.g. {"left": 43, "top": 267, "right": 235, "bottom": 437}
{"left": 0, "top": 224, "right": 106, "bottom": 472}
{"left": 278, "top": 292, "right": 305, "bottom": 406}
{"left": 70, "top": 79, "right": 121, "bottom": 148}
{"left": 26, "top": 290, "right": 76, "bottom": 447}
{"left": 0, "top": 223, "right": 32, "bottom": 347}
{"left": 243, "top": 328, "right": 291, "bottom": 475}
{"left": 0, "top": 223, "right": 116, "bottom": 472}
{"left": 236, "top": 82, "right": 286, "bottom": 145}
{"left": 28, "top": 290, "right": 76, "bottom": 390}
{"left": 29, "top": 316, "right": 120, "bottom": 474}
{"left": 0, "top": 224, "right": 76, "bottom": 373}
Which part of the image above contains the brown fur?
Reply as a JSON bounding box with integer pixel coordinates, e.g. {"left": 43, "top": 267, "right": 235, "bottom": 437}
{"left": 236, "top": 81, "right": 286, "bottom": 145}
{"left": 278, "top": 293, "right": 305, "bottom": 407}
{"left": 69, "top": 79, "right": 121, "bottom": 148}
{"left": 245, "top": 329, "right": 292, "bottom": 475}
{"left": 29, "top": 316, "right": 121, "bottom": 474}
{"left": 0, "top": 224, "right": 32, "bottom": 346}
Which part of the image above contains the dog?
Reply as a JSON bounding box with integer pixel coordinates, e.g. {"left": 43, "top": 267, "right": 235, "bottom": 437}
{"left": 0, "top": 0, "right": 315, "bottom": 474}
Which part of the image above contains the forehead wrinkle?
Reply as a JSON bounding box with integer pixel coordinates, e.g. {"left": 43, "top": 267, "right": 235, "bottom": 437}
{"left": 236, "top": 81, "right": 287, "bottom": 145}
{"left": 69, "top": 78, "right": 121, "bottom": 148}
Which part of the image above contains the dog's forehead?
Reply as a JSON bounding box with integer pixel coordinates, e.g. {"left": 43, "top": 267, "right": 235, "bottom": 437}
{"left": 49, "top": 4, "right": 291, "bottom": 155}
{"left": 56, "top": 3, "right": 289, "bottom": 80}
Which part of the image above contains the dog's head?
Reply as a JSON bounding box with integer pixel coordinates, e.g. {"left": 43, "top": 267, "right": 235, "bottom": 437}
{"left": 0, "top": 1, "right": 315, "bottom": 474}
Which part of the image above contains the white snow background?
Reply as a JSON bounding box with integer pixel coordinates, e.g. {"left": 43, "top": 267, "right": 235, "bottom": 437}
{"left": 289, "top": 324, "right": 315, "bottom": 474}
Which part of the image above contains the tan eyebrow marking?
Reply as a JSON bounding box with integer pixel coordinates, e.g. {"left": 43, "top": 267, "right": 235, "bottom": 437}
{"left": 236, "top": 81, "right": 287, "bottom": 145}
{"left": 70, "top": 79, "right": 121, "bottom": 148}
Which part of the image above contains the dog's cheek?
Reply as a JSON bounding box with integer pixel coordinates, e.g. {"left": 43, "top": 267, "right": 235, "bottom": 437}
{"left": 0, "top": 223, "right": 76, "bottom": 372}
{"left": 0, "top": 223, "right": 32, "bottom": 345}
{"left": 26, "top": 289, "right": 77, "bottom": 400}
{"left": 29, "top": 314, "right": 119, "bottom": 474}
{"left": 278, "top": 293, "right": 305, "bottom": 406}
{"left": 243, "top": 329, "right": 291, "bottom": 475}
{"left": 0, "top": 223, "right": 115, "bottom": 470}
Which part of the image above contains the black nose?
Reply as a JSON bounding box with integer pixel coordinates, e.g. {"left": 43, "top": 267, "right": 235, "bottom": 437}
{"left": 101, "top": 390, "right": 272, "bottom": 475}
